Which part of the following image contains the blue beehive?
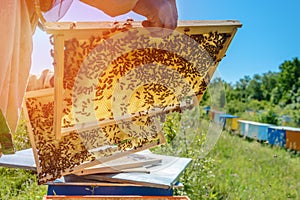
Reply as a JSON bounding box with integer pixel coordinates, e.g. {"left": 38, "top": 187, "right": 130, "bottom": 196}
{"left": 249, "top": 121, "right": 270, "bottom": 141}
{"left": 267, "top": 126, "right": 286, "bottom": 147}
{"left": 238, "top": 120, "right": 247, "bottom": 136}
{"left": 238, "top": 120, "right": 270, "bottom": 140}
{"left": 257, "top": 123, "right": 270, "bottom": 141}
{"left": 247, "top": 121, "right": 259, "bottom": 139}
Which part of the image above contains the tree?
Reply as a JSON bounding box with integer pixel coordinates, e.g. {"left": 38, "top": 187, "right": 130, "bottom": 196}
{"left": 202, "top": 57, "right": 300, "bottom": 127}
{"left": 261, "top": 71, "right": 278, "bottom": 101}
{"left": 277, "top": 57, "right": 300, "bottom": 105}
{"left": 234, "top": 75, "right": 251, "bottom": 102}
{"left": 247, "top": 74, "right": 263, "bottom": 101}
{"left": 257, "top": 109, "right": 279, "bottom": 125}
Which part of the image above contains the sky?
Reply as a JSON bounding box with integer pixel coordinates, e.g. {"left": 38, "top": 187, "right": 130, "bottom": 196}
{"left": 31, "top": 0, "right": 300, "bottom": 84}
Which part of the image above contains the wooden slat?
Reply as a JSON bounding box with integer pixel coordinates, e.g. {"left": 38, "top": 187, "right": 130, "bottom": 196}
{"left": 61, "top": 100, "right": 194, "bottom": 136}
{"left": 67, "top": 153, "right": 192, "bottom": 189}
{"left": 25, "top": 88, "right": 54, "bottom": 98}
{"left": 22, "top": 104, "right": 41, "bottom": 173}
{"left": 69, "top": 139, "right": 165, "bottom": 174}
{"left": 42, "top": 20, "right": 242, "bottom": 40}
{"left": 53, "top": 34, "right": 65, "bottom": 139}
{"left": 72, "top": 153, "right": 161, "bottom": 176}
{"left": 43, "top": 20, "right": 242, "bottom": 31}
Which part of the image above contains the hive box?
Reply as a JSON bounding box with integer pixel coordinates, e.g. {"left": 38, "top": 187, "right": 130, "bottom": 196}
{"left": 267, "top": 126, "right": 286, "bottom": 147}
{"left": 238, "top": 120, "right": 270, "bottom": 141}
{"left": 268, "top": 126, "right": 300, "bottom": 150}
{"left": 218, "top": 114, "right": 238, "bottom": 131}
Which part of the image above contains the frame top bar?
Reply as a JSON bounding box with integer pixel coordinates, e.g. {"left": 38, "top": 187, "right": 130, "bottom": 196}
{"left": 43, "top": 20, "right": 242, "bottom": 32}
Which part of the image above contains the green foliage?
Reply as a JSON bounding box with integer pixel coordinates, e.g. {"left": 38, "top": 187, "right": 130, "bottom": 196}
{"left": 247, "top": 74, "right": 263, "bottom": 101}
{"left": 13, "top": 114, "right": 31, "bottom": 151}
{"left": 291, "top": 107, "right": 300, "bottom": 127}
{"left": 200, "top": 89, "right": 210, "bottom": 106}
{"left": 162, "top": 112, "right": 181, "bottom": 144}
{"left": 256, "top": 109, "right": 279, "bottom": 125}
{"left": 219, "top": 57, "right": 300, "bottom": 127}
{"left": 0, "top": 114, "right": 47, "bottom": 199}
{"left": 233, "top": 75, "right": 251, "bottom": 102}
{"left": 261, "top": 71, "right": 278, "bottom": 101}
{"left": 277, "top": 58, "right": 300, "bottom": 105}
{"left": 0, "top": 167, "right": 47, "bottom": 200}
{"left": 206, "top": 77, "right": 226, "bottom": 111}
{"left": 225, "top": 99, "right": 247, "bottom": 116}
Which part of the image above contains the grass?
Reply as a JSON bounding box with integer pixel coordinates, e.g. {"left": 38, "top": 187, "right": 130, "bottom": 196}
{"left": 154, "top": 108, "right": 300, "bottom": 199}
{"left": 209, "top": 132, "right": 300, "bottom": 199}
{"left": 0, "top": 117, "right": 47, "bottom": 200}
{"left": 1, "top": 111, "right": 299, "bottom": 199}
{"left": 0, "top": 167, "right": 47, "bottom": 200}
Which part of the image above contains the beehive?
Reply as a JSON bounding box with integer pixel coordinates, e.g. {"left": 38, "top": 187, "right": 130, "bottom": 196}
{"left": 267, "top": 126, "right": 286, "bottom": 147}
{"left": 269, "top": 126, "right": 300, "bottom": 150}
{"left": 286, "top": 127, "right": 300, "bottom": 151}
{"left": 231, "top": 118, "right": 239, "bottom": 132}
{"left": 238, "top": 120, "right": 270, "bottom": 140}
{"left": 256, "top": 123, "right": 270, "bottom": 141}
{"left": 23, "top": 20, "right": 241, "bottom": 184}
{"left": 218, "top": 114, "right": 238, "bottom": 131}
{"left": 238, "top": 120, "right": 247, "bottom": 137}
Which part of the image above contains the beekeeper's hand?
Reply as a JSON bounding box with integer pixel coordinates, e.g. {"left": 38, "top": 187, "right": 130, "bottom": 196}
{"left": 133, "top": 0, "right": 178, "bottom": 30}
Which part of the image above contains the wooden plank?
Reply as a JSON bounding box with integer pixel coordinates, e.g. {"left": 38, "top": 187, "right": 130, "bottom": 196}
{"left": 66, "top": 153, "right": 192, "bottom": 189}
{"left": 42, "top": 20, "right": 241, "bottom": 40}
{"left": 43, "top": 26, "right": 238, "bottom": 41}
{"left": 25, "top": 88, "right": 54, "bottom": 98}
{"left": 22, "top": 103, "right": 42, "bottom": 173}
{"left": 61, "top": 100, "right": 194, "bottom": 136}
{"left": 53, "top": 34, "right": 65, "bottom": 139}
{"left": 69, "top": 139, "right": 165, "bottom": 174}
{"left": 43, "top": 20, "right": 242, "bottom": 31}
{"left": 73, "top": 152, "right": 162, "bottom": 175}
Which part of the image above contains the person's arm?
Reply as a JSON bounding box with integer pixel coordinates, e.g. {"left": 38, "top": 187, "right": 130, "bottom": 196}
{"left": 133, "top": 0, "right": 178, "bottom": 30}
{"left": 80, "top": 0, "right": 178, "bottom": 30}
{"left": 80, "top": 0, "right": 139, "bottom": 17}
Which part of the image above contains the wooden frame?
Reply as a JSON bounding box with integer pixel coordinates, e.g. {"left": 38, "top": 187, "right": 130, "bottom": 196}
{"left": 23, "top": 20, "right": 242, "bottom": 184}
